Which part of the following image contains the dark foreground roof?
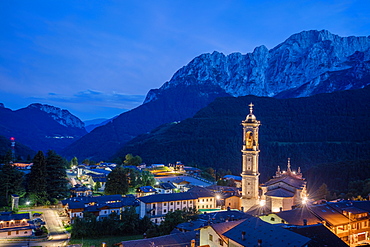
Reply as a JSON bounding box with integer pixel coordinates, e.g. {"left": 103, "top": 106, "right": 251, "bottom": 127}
{"left": 119, "top": 231, "right": 197, "bottom": 247}
{"left": 0, "top": 212, "right": 30, "bottom": 221}
{"left": 286, "top": 224, "right": 348, "bottom": 247}
{"left": 223, "top": 217, "right": 311, "bottom": 247}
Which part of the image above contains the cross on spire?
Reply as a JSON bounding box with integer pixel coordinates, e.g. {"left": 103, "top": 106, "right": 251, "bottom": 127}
{"left": 249, "top": 103, "right": 254, "bottom": 114}
{"left": 287, "top": 158, "right": 291, "bottom": 172}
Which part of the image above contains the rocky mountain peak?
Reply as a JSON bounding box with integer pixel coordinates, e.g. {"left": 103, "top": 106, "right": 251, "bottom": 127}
{"left": 28, "top": 103, "right": 85, "bottom": 129}
{"left": 144, "top": 30, "right": 370, "bottom": 104}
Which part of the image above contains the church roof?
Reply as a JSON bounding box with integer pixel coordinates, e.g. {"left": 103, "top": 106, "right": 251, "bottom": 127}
{"left": 265, "top": 187, "right": 295, "bottom": 198}
{"left": 264, "top": 174, "right": 306, "bottom": 189}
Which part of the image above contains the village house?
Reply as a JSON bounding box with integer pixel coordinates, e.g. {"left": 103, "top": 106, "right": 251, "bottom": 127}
{"left": 0, "top": 212, "right": 32, "bottom": 238}
{"left": 155, "top": 182, "right": 177, "bottom": 194}
{"left": 136, "top": 186, "right": 157, "bottom": 197}
{"left": 61, "top": 194, "right": 138, "bottom": 222}
{"left": 199, "top": 217, "right": 311, "bottom": 247}
{"left": 70, "top": 184, "right": 92, "bottom": 197}
{"left": 259, "top": 200, "right": 370, "bottom": 246}
{"left": 138, "top": 187, "right": 216, "bottom": 224}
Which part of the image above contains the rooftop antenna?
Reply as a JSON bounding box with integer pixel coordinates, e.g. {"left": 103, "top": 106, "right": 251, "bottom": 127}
{"left": 10, "top": 137, "right": 15, "bottom": 162}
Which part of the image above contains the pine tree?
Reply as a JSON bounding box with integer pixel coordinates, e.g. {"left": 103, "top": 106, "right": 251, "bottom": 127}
{"left": 70, "top": 157, "right": 78, "bottom": 168}
{"left": 0, "top": 162, "right": 24, "bottom": 206}
{"left": 46, "top": 150, "right": 68, "bottom": 201}
{"left": 105, "top": 166, "right": 129, "bottom": 195}
{"left": 28, "top": 151, "right": 48, "bottom": 205}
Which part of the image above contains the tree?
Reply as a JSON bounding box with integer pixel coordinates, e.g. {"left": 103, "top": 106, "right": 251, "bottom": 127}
{"left": 46, "top": 150, "right": 68, "bottom": 201}
{"left": 94, "top": 181, "right": 101, "bottom": 191}
{"left": 124, "top": 154, "right": 142, "bottom": 166}
{"left": 0, "top": 162, "right": 24, "bottom": 207}
{"left": 82, "top": 159, "right": 90, "bottom": 165}
{"left": 157, "top": 207, "right": 199, "bottom": 236}
{"left": 105, "top": 166, "right": 129, "bottom": 195}
{"left": 28, "top": 151, "right": 48, "bottom": 205}
{"left": 70, "top": 157, "right": 78, "bottom": 168}
{"left": 313, "top": 183, "right": 331, "bottom": 201}
{"left": 140, "top": 171, "right": 156, "bottom": 187}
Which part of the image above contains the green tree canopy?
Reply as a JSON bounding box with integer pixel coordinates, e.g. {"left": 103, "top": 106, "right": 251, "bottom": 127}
{"left": 70, "top": 156, "right": 78, "bottom": 168}
{"left": 105, "top": 166, "right": 129, "bottom": 195}
{"left": 46, "top": 150, "right": 68, "bottom": 201}
{"left": 28, "top": 151, "right": 48, "bottom": 205}
{"left": 124, "top": 154, "right": 142, "bottom": 166}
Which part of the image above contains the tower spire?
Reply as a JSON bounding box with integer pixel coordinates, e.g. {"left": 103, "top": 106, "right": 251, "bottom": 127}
{"left": 249, "top": 103, "right": 254, "bottom": 115}
{"left": 287, "top": 158, "right": 291, "bottom": 173}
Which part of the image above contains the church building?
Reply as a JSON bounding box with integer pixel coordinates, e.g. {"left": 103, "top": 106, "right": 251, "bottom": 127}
{"left": 260, "top": 158, "right": 307, "bottom": 212}
{"left": 241, "top": 103, "right": 307, "bottom": 213}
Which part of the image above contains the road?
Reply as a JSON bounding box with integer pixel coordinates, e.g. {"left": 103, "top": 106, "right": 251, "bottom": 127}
{"left": 0, "top": 208, "right": 70, "bottom": 247}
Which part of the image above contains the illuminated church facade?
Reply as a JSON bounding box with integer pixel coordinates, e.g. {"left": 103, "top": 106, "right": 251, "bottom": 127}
{"left": 241, "top": 103, "right": 307, "bottom": 213}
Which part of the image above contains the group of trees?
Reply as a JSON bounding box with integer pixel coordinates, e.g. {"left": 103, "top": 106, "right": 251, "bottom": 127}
{"left": 0, "top": 151, "right": 24, "bottom": 207}
{"left": 105, "top": 166, "right": 155, "bottom": 195}
{"left": 146, "top": 207, "right": 199, "bottom": 237}
{"left": 28, "top": 150, "right": 69, "bottom": 205}
{"left": 71, "top": 206, "right": 199, "bottom": 239}
{"left": 71, "top": 207, "right": 153, "bottom": 238}
{"left": 0, "top": 150, "right": 69, "bottom": 208}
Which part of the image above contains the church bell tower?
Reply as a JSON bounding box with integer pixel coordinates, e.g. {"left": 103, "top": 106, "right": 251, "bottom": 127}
{"left": 241, "top": 103, "right": 261, "bottom": 211}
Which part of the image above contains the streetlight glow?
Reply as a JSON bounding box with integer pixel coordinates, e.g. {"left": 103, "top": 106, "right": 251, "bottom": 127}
{"left": 302, "top": 196, "right": 308, "bottom": 204}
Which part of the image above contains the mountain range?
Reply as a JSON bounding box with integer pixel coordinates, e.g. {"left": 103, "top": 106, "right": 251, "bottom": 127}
{"left": 0, "top": 103, "right": 87, "bottom": 156}
{"left": 61, "top": 30, "right": 370, "bottom": 161}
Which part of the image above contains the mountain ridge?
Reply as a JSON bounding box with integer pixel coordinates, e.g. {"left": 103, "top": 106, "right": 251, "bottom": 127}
{"left": 115, "top": 86, "right": 370, "bottom": 183}
{"left": 0, "top": 103, "right": 87, "bottom": 153}
{"left": 60, "top": 29, "right": 370, "bottom": 160}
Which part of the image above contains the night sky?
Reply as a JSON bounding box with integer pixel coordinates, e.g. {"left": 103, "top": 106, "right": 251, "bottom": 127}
{"left": 1, "top": 0, "right": 369, "bottom": 121}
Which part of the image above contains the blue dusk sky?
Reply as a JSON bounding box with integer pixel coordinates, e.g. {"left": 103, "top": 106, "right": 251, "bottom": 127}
{"left": 1, "top": 0, "right": 369, "bottom": 121}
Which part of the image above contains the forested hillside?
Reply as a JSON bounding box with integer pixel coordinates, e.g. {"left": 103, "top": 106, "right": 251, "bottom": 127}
{"left": 114, "top": 86, "right": 370, "bottom": 188}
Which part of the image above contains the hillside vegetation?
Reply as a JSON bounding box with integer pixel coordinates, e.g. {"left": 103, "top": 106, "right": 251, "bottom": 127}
{"left": 115, "top": 86, "right": 370, "bottom": 189}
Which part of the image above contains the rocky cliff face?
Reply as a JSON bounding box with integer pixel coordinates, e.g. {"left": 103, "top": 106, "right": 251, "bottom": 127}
{"left": 28, "top": 103, "right": 85, "bottom": 129}
{"left": 145, "top": 30, "right": 370, "bottom": 103}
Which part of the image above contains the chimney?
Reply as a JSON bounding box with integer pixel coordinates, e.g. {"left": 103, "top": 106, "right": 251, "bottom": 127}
{"left": 303, "top": 219, "right": 307, "bottom": 226}
{"left": 191, "top": 239, "right": 195, "bottom": 247}
{"left": 227, "top": 206, "right": 230, "bottom": 211}
{"left": 241, "top": 206, "right": 244, "bottom": 212}
{"left": 242, "top": 231, "right": 246, "bottom": 241}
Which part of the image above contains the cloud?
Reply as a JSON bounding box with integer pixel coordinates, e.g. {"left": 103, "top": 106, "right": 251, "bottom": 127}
{"left": 32, "top": 90, "right": 145, "bottom": 108}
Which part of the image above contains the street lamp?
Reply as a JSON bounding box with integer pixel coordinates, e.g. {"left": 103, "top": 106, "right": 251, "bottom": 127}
{"left": 26, "top": 201, "right": 30, "bottom": 206}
